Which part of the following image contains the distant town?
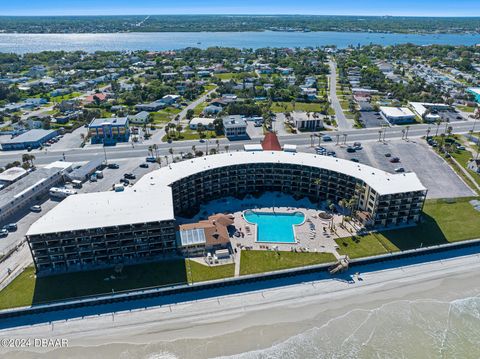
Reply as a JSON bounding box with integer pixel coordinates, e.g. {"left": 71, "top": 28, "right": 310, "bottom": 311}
{"left": 0, "top": 15, "right": 479, "bottom": 34}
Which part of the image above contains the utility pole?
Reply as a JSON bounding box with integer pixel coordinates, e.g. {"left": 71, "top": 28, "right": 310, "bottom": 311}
{"left": 336, "top": 134, "right": 340, "bottom": 145}
{"left": 382, "top": 126, "right": 387, "bottom": 142}
{"left": 378, "top": 130, "right": 382, "bottom": 142}
{"left": 405, "top": 126, "right": 410, "bottom": 140}
{"left": 103, "top": 145, "right": 108, "bottom": 165}
{"left": 343, "top": 133, "right": 347, "bottom": 145}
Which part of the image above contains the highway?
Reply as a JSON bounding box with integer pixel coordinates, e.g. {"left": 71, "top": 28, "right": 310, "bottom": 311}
{"left": 0, "top": 120, "right": 477, "bottom": 167}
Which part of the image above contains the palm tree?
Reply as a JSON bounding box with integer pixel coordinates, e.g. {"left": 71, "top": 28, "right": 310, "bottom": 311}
{"left": 215, "top": 139, "right": 220, "bottom": 152}
{"left": 164, "top": 155, "right": 169, "bottom": 165}
{"left": 224, "top": 145, "right": 229, "bottom": 153}
{"left": 152, "top": 144, "right": 159, "bottom": 159}
{"left": 435, "top": 119, "right": 441, "bottom": 137}
{"left": 338, "top": 199, "right": 347, "bottom": 225}
{"left": 29, "top": 154, "right": 35, "bottom": 168}
{"left": 148, "top": 145, "right": 153, "bottom": 157}
{"left": 176, "top": 124, "right": 183, "bottom": 137}
{"left": 169, "top": 147, "right": 174, "bottom": 161}
{"left": 191, "top": 145, "right": 196, "bottom": 156}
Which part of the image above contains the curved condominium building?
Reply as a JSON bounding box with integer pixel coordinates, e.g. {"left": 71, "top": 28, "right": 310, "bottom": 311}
{"left": 27, "top": 151, "right": 427, "bottom": 274}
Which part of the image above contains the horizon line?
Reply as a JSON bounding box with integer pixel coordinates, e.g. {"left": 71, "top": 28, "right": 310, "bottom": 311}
{"left": 1, "top": 14, "right": 480, "bottom": 18}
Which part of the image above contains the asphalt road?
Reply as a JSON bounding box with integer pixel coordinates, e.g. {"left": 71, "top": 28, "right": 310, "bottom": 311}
{"left": 1, "top": 120, "right": 476, "bottom": 167}
{"left": 328, "top": 59, "right": 354, "bottom": 130}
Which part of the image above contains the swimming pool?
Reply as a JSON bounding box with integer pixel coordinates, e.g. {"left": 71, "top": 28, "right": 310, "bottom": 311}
{"left": 243, "top": 211, "right": 305, "bottom": 243}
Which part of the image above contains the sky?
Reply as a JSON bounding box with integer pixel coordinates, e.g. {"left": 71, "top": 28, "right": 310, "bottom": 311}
{"left": 1, "top": 0, "right": 479, "bottom": 17}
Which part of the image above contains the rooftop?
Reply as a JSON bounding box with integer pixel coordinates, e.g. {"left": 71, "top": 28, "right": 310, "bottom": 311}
{"left": 0, "top": 167, "right": 65, "bottom": 210}
{"left": 0, "top": 129, "right": 56, "bottom": 145}
{"left": 89, "top": 117, "right": 128, "bottom": 127}
{"left": 0, "top": 167, "right": 28, "bottom": 183}
{"left": 380, "top": 106, "right": 415, "bottom": 118}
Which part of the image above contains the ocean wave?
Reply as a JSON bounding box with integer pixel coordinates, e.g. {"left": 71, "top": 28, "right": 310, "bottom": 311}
{"left": 214, "top": 297, "right": 480, "bottom": 359}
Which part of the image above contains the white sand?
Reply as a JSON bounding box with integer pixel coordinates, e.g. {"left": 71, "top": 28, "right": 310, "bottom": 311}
{"left": 2, "top": 251, "right": 480, "bottom": 359}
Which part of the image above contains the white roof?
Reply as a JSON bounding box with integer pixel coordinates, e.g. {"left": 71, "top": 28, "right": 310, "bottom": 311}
{"left": 380, "top": 106, "right": 415, "bottom": 118}
{"left": 27, "top": 151, "right": 426, "bottom": 236}
{"left": 409, "top": 102, "right": 451, "bottom": 116}
{"left": 244, "top": 144, "right": 263, "bottom": 151}
{"left": 0, "top": 167, "right": 27, "bottom": 183}
{"left": 27, "top": 187, "right": 174, "bottom": 236}
{"left": 189, "top": 117, "right": 216, "bottom": 126}
{"left": 468, "top": 87, "right": 480, "bottom": 95}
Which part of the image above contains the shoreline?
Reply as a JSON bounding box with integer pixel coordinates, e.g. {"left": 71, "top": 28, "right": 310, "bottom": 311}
{"left": 1, "top": 250, "right": 479, "bottom": 358}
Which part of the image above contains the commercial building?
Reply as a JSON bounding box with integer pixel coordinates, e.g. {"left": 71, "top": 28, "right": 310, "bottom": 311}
{"left": 0, "top": 129, "right": 57, "bottom": 151}
{"left": 88, "top": 117, "right": 130, "bottom": 145}
{"left": 0, "top": 167, "right": 28, "bottom": 187}
{"left": 189, "top": 117, "right": 216, "bottom": 130}
{"left": 380, "top": 106, "right": 416, "bottom": 124}
{"left": 222, "top": 115, "right": 248, "bottom": 139}
{"left": 467, "top": 88, "right": 480, "bottom": 103}
{"left": 0, "top": 165, "right": 70, "bottom": 224}
{"left": 292, "top": 112, "right": 324, "bottom": 131}
{"left": 409, "top": 102, "right": 452, "bottom": 122}
{"left": 27, "top": 151, "right": 426, "bottom": 275}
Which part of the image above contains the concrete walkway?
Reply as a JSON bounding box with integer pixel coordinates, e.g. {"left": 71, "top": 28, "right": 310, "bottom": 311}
{"left": 234, "top": 250, "right": 241, "bottom": 277}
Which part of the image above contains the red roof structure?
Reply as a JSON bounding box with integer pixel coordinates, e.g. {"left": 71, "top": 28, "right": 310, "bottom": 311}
{"left": 261, "top": 132, "right": 282, "bottom": 151}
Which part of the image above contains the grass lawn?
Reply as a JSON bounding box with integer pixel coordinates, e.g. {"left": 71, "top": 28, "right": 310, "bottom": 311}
{"left": 240, "top": 250, "right": 336, "bottom": 276}
{"left": 186, "top": 260, "right": 234, "bottom": 283}
{"left": 456, "top": 105, "right": 476, "bottom": 113}
{"left": 0, "top": 259, "right": 234, "bottom": 310}
{"left": 193, "top": 102, "right": 207, "bottom": 116}
{"left": 270, "top": 101, "right": 324, "bottom": 113}
{"left": 162, "top": 128, "right": 223, "bottom": 142}
{"left": 151, "top": 108, "right": 181, "bottom": 124}
{"left": 336, "top": 197, "right": 480, "bottom": 258}
{"left": 50, "top": 92, "right": 82, "bottom": 103}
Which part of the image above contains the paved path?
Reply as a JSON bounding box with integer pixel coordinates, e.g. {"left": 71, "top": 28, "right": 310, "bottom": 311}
{"left": 234, "top": 251, "right": 241, "bottom": 277}
{"left": 328, "top": 59, "right": 354, "bottom": 130}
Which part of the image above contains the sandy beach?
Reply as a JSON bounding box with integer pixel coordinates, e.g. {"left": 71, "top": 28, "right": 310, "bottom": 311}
{"left": 1, "top": 250, "right": 480, "bottom": 359}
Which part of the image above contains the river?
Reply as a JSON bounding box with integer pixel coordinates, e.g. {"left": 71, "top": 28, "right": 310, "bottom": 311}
{"left": 1, "top": 31, "right": 480, "bottom": 53}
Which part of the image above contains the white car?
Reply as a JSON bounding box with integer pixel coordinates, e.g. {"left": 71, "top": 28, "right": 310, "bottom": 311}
{"left": 0, "top": 228, "right": 8, "bottom": 237}
{"left": 30, "top": 205, "right": 42, "bottom": 212}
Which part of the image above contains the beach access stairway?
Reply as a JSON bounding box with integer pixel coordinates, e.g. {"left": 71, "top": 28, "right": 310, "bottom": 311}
{"left": 329, "top": 256, "right": 350, "bottom": 274}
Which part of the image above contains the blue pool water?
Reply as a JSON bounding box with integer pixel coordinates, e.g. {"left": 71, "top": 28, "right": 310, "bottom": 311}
{"left": 244, "top": 211, "right": 305, "bottom": 243}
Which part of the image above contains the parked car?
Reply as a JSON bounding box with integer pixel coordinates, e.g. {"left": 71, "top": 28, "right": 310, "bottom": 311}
{"left": 353, "top": 142, "right": 362, "bottom": 149}
{"left": 322, "top": 135, "right": 332, "bottom": 141}
{"left": 107, "top": 163, "right": 119, "bottom": 169}
{"left": 0, "top": 229, "right": 8, "bottom": 237}
{"left": 145, "top": 156, "right": 156, "bottom": 163}
{"left": 346, "top": 147, "right": 356, "bottom": 153}
{"left": 124, "top": 173, "right": 136, "bottom": 179}
{"left": 394, "top": 167, "right": 405, "bottom": 173}
{"left": 119, "top": 178, "right": 130, "bottom": 185}
{"left": 3, "top": 223, "right": 17, "bottom": 231}
{"left": 384, "top": 153, "right": 392, "bottom": 157}
{"left": 350, "top": 158, "right": 359, "bottom": 163}
{"left": 30, "top": 205, "right": 42, "bottom": 212}
{"left": 139, "top": 163, "right": 149, "bottom": 168}
{"left": 390, "top": 157, "right": 400, "bottom": 163}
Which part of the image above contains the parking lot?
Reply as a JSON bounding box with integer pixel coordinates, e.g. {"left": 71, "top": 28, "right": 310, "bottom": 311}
{"left": 307, "top": 139, "right": 475, "bottom": 199}
{"left": 359, "top": 111, "right": 389, "bottom": 128}
{"left": 438, "top": 109, "right": 466, "bottom": 123}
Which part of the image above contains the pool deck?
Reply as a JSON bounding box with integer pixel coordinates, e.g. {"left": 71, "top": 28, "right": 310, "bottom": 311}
{"left": 177, "top": 192, "right": 363, "bottom": 264}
